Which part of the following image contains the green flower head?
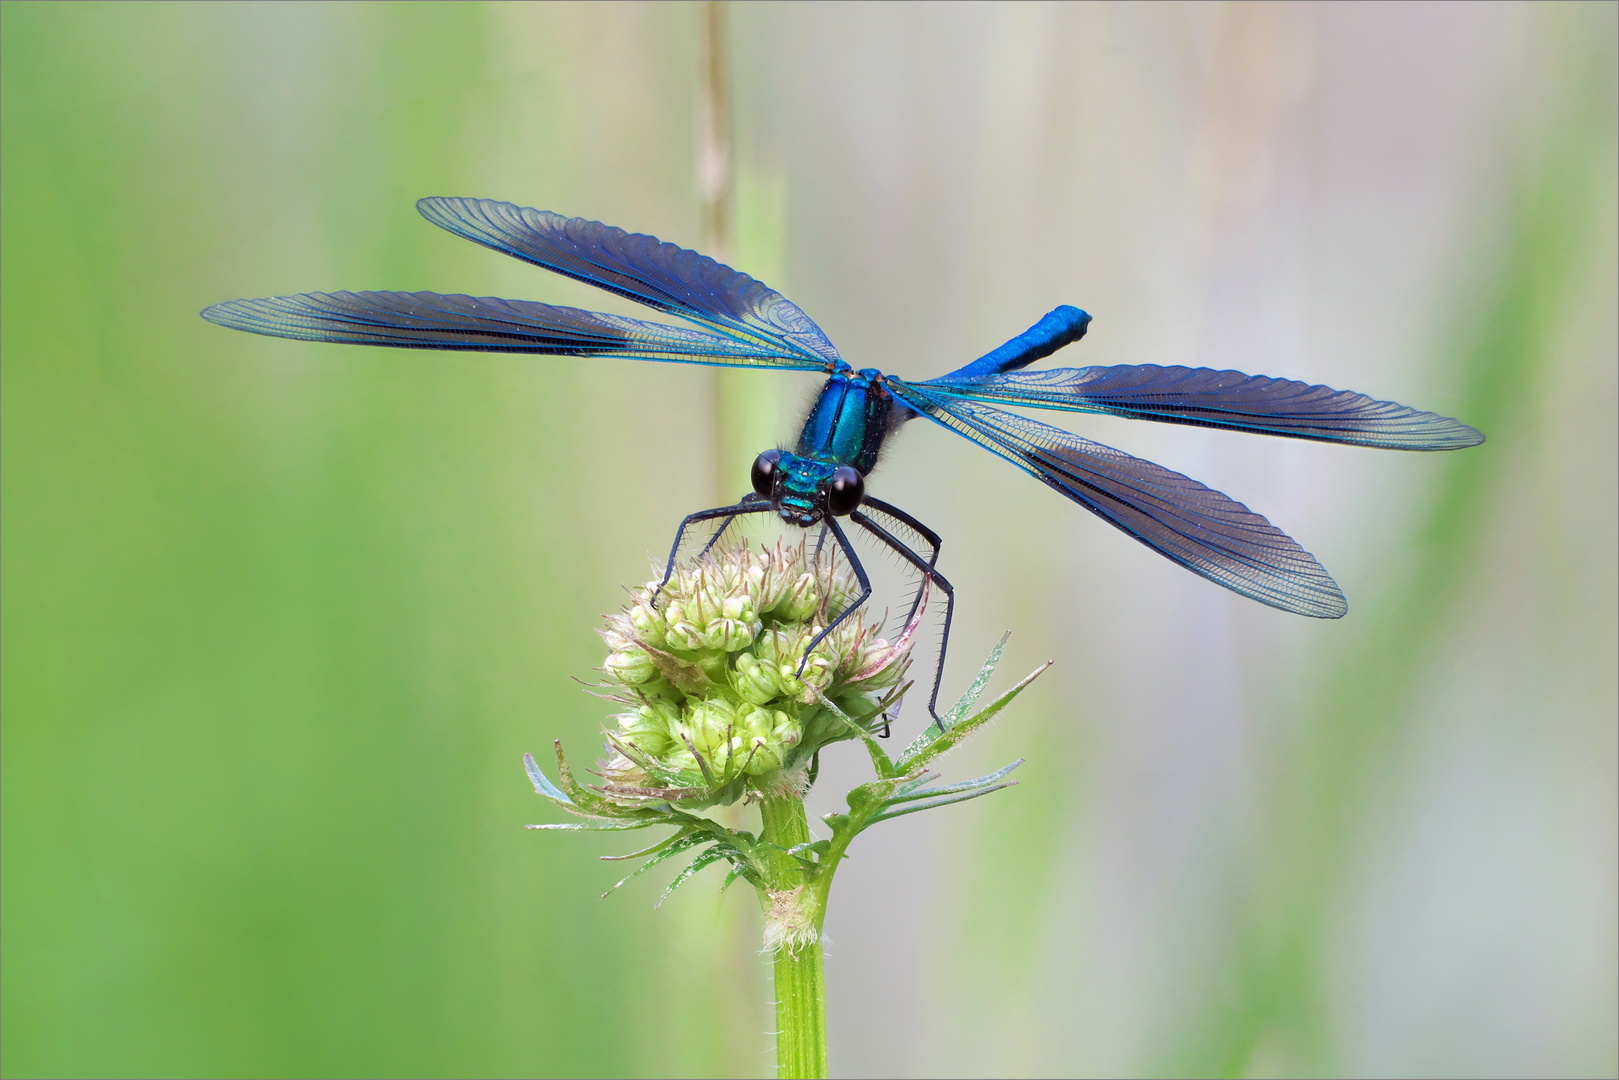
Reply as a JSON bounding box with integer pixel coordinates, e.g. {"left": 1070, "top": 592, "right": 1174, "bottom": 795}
{"left": 595, "top": 539, "right": 912, "bottom": 808}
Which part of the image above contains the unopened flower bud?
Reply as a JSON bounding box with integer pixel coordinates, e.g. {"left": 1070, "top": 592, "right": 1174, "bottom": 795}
{"left": 594, "top": 538, "right": 921, "bottom": 806}
{"left": 628, "top": 603, "right": 666, "bottom": 646}
{"left": 703, "top": 617, "right": 759, "bottom": 652}
{"left": 679, "top": 698, "right": 737, "bottom": 755}
{"left": 616, "top": 706, "right": 675, "bottom": 757}
{"left": 664, "top": 616, "right": 703, "bottom": 651}
{"left": 776, "top": 572, "right": 820, "bottom": 622}
{"left": 690, "top": 575, "right": 722, "bottom": 627}
{"left": 743, "top": 564, "right": 767, "bottom": 604}
{"left": 847, "top": 635, "right": 906, "bottom": 688}
{"left": 604, "top": 645, "right": 656, "bottom": 685}
{"left": 731, "top": 653, "right": 782, "bottom": 705}
{"left": 742, "top": 735, "right": 785, "bottom": 775}
{"left": 737, "top": 705, "right": 775, "bottom": 741}
{"left": 771, "top": 710, "right": 801, "bottom": 748}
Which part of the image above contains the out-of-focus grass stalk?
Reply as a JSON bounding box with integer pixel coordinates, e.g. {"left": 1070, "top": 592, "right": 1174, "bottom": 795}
{"left": 700, "top": 0, "right": 738, "bottom": 505}
{"left": 701, "top": 0, "right": 786, "bottom": 504}
{"left": 1168, "top": 7, "right": 1619, "bottom": 1075}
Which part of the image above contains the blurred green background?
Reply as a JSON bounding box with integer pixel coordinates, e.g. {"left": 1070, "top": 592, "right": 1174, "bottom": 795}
{"left": 3, "top": 2, "right": 1614, "bottom": 1077}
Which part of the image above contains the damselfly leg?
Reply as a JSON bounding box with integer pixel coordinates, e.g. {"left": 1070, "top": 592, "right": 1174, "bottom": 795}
{"left": 650, "top": 499, "right": 778, "bottom": 606}
{"left": 850, "top": 505, "right": 955, "bottom": 729}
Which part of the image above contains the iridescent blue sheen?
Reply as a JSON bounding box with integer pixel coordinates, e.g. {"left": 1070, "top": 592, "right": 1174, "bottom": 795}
{"left": 203, "top": 196, "right": 1485, "bottom": 624}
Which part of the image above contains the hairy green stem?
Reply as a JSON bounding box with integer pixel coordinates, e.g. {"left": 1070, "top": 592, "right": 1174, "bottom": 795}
{"left": 758, "top": 795, "right": 828, "bottom": 1079}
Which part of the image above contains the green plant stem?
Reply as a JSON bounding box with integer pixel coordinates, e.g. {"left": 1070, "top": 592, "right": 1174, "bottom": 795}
{"left": 758, "top": 795, "right": 828, "bottom": 1080}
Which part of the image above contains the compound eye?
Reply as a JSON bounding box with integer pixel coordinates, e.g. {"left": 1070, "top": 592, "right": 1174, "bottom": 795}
{"left": 751, "top": 449, "right": 782, "bottom": 497}
{"left": 826, "top": 465, "right": 864, "bottom": 516}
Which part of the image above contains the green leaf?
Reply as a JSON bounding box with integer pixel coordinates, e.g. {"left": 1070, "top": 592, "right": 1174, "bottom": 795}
{"left": 598, "top": 783, "right": 712, "bottom": 803}
{"left": 886, "top": 771, "right": 937, "bottom": 800}
{"left": 523, "top": 752, "right": 575, "bottom": 807}
{"left": 813, "top": 687, "right": 901, "bottom": 779}
{"left": 526, "top": 749, "right": 664, "bottom": 823}
{"left": 524, "top": 820, "right": 658, "bottom": 832}
{"left": 654, "top": 848, "right": 730, "bottom": 908}
{"left": 601, "top": 834, "right": 704, "bottom": 897}
{"left": 880, "top": 759, "right": 1023, "bottom": 805}
{"left": 844, "top": 775, "right": 909, "bottom": 814}
{"left": 899, "top": 657, "right": 1051, "bottom": 771}
{"left": 866, "top": 781, "right": 1018, "bottom": 825}
{"left": 898, "top": 633, "right": 1008, "bottom": 767}
{"left": 600, "top": 831, "right": 690, "bottom": 862}
{"left": 551, "top": 741, "right": 646, "bottom": 817}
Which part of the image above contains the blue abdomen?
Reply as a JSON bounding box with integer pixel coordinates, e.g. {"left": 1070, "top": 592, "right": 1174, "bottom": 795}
{"left": 941, "top": 305, "right": 1091, "bottom": 380}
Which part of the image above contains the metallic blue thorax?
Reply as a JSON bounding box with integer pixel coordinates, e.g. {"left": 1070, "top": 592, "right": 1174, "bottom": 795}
{"left": 767, "top": 366, "right": 905, "bottom": 525}
{"left": 796, "top": 365, "right": 899, "bottom": 472}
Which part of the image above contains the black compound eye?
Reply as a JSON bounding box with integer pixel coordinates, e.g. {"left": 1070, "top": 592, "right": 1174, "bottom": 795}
{"left": 825, "top": 465, "right": 864, "bottom": 516}
{"left": 751, "top": 449, "right": 782, "bottom": 497}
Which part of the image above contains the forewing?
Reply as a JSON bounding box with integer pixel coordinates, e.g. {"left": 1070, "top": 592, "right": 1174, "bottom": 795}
{"left": 891, "top": 382, "right": 1347, "bottom": 618}
{"left": 416, "top": 197, "right": 838, "bottom": 369}
{"left": 201, "top": 290, "right": 815, "bottom": 369}
{"left": 922, "top": 364, "right": 1483, "bottom": 450}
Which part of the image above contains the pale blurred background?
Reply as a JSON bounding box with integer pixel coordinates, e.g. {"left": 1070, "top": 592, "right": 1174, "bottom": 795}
{"left": 3, "top": 2, "right": 1614, "bottom": 1077}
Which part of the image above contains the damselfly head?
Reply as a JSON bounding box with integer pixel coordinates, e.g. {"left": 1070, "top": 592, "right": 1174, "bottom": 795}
{"left": 755, "top": 450, "right": 865, "bottom": 527}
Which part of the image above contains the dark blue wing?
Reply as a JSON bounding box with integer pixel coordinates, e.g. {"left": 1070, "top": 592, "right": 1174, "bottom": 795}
{"left": 200, "top": 290, "right": 816, "bottom": 369}
{"left": 416, "top": 197, "right": 839, "bottom": 369}
{"left": 890, "top": 381, "right": 1347, "bottom": 618}
{"left": 922, "top": 363, "right": 1483, "bottom": 450}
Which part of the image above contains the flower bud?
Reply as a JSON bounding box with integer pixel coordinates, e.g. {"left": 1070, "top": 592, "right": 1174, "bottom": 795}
{"left": 664, "top": 747, "right": 700, "bottom": 777}
{"left": 742, "top": 563, "right": 767, "bottom": 606}
{"left": 596, "top": 537, "right": 921, "bottom": 806}
{"left": 753, "top": 625, "right": 803, "bottom": 667}
{"left": 663, "top": 616, "right": 704, "bottom": 651}
{"left": 678, "top": 698, "right": 737, "bottom": 755}
{"left": 771, "top": 710, "right": 802, "bottom": 748}
{"left": 754, "top": 556, "right": 790, "bottom": 613}
{"left": 776, "top": 572, "right": 820, "bottom": 622}
{"left": 742, "top": 735, "right": 785, "bottom": 775}
{"left": 604, "top": 645, "right": 656, "bottom": 685}
{"left": 775, "top": 645, "right": 836, "bottom": 701}
{"left": 633, "top": 697, "right": 682, "bottom": 732}
{"left": 731, "top": 652, "right": 782, "bottom": 706}
{"left": 690, "top": 572, "right": 722, "bottom": 628}
{"left": 702, "top": 617, "right": 759, "bottom": 652}
{"left": 737, "top": 705, "right": 774, "bottom": 740}
{"left": 628, "top": 603, "right": 666, "bottom": 646}
{"left": 616, "top": 705, "right": 675, "bottom": 757}
{"left": 846, "top": 634, "right": 906, "bottom": 688}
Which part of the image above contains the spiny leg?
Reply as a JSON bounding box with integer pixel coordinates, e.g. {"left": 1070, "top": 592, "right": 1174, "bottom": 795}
{"left": 690, "top": 492, "right": 766, "bottom": 564}
{"left": 850, "top": 508, "right": 956, "bottom": 730}
{"left": 795, "top": 516, "right": 873, "bottom": 680}
{"left": 860, "top": 495, "right": 944, "bottom": 632}
{"left": 652, "top": 500, "right": 777, "bottom": 607}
